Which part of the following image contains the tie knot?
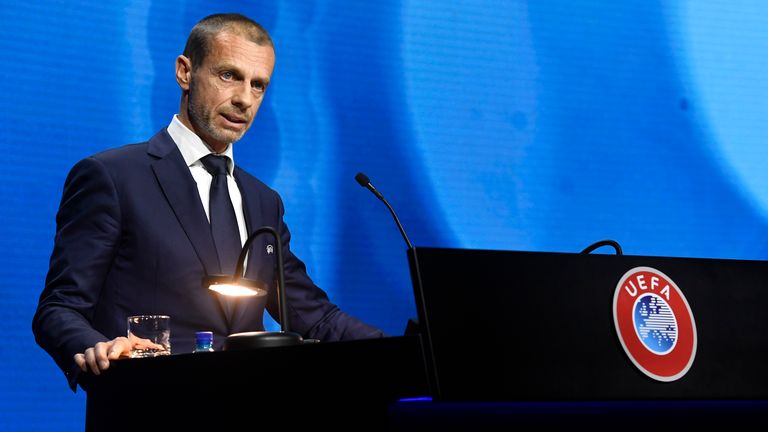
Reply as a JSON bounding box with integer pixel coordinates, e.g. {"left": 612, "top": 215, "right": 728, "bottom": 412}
{"left": 200, "top": 154, "right": 230, "bottom": 176}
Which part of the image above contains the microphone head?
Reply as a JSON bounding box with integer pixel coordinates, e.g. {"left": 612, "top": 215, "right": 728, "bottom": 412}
{"left": 353, "top": 170, "right": 413, "bottom": 249}
{"left": 355, "top": 172, "right": 371, "bottom": 187}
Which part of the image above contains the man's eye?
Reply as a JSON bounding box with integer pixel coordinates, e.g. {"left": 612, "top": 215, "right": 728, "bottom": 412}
{"left": 221, "top": 71, "right": 234, "bottom": 80}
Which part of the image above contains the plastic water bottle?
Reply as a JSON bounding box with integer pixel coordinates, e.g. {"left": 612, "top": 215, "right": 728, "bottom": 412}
{"left": 193, "top": 331, "right": 214, "bottom": 353}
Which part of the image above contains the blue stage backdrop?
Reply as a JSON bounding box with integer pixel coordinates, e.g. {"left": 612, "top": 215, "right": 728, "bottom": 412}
{"left": 1, "top": 1, "right": 767, "bottom": 429}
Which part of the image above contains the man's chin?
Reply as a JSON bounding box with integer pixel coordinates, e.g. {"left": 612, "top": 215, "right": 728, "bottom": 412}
{"left": 208, "top": 129, "right": 246, "bottom": 147}
{"left": 222, "top": 122, "right": 250, "bottom": 137}
{"left": 225, "top": 131, "right": 246, "bottom": 144}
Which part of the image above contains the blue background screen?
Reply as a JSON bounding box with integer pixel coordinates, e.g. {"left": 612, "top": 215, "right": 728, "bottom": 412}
{"left": 2, "top": 1, "right": 767, "bottom": 428}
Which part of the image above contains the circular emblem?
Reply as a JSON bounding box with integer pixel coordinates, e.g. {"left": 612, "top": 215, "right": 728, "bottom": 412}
{"left": 613, "top": 267, "right": 697, "bottom": 381}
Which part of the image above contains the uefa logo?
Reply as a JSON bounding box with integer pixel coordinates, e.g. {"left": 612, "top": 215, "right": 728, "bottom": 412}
{"left": 613, "top": 267, "right": 697, "bottom": 382}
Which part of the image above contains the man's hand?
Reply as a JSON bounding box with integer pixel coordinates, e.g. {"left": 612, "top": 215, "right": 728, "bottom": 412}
{"left": 73, "top": 337, "right": 132, "bottom": 375}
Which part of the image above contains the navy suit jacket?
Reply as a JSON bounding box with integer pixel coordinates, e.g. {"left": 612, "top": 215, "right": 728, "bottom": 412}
{"left": 33, "top": 129, "right": 383, "bottom": 389}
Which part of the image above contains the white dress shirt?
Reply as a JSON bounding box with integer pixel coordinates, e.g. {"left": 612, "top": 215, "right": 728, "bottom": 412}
{"left": 166, "top": 115, "right": 248, "bottom": 247}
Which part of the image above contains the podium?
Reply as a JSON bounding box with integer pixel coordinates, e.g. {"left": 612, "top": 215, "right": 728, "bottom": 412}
{"left": 396, "top": 247, "right": 768, "bottom": 429}
{"left": 83, "top": 247, "right": 768, "bottom": 430}
{"left": 82, "top": 335, "right": 428, "bottom": 430}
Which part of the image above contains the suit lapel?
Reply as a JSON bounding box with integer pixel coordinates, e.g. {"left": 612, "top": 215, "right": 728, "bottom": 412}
{"left": 149, "top": 131, "right": 221, "bottom": 276}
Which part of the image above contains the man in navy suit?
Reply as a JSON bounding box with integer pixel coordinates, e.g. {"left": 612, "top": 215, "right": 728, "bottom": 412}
{"left": 32, "top": 13, "right": 384, "bottom": 391}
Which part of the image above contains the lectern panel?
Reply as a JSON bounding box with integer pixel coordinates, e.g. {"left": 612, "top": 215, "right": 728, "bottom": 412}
{"left": 408, "top": 248, "right": 768, "bottom": 400}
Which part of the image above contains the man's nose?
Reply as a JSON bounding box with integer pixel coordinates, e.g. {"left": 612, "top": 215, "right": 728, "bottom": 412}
{"left": 231, "top": 84, "right": 253, "bottom": 110}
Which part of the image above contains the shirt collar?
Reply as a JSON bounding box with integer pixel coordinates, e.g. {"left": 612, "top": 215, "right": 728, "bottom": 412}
{"left": 167, "top": 115, "right": 235, "bottom": 175}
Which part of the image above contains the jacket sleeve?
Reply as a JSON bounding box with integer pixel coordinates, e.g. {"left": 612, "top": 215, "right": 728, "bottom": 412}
{"left": 32, "top": 156, "right": 121, "bottom": 391}
{"left": 265, "top": 194, "right": 386, "bottom": 341}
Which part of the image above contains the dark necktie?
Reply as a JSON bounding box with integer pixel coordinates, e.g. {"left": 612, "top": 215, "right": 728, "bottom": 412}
{"left": 200, "top": 154, "right": 242, "bottom": 275}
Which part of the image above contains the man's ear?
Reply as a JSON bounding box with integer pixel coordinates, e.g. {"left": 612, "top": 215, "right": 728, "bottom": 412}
{"left": 175, "top": 55, "right": 192, "bottom": 90}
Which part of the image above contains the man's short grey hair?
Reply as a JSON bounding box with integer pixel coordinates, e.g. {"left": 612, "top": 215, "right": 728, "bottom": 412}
{"left": 183, "top": 13, "right": 274, "bottom": 69}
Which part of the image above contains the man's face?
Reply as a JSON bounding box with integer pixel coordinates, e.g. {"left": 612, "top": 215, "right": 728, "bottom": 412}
{"left": 181, "top": 31, "right": 275, "bottom": 151}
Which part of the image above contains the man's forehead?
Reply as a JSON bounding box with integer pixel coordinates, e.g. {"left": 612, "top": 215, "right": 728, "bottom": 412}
{"left": 211, "top": 31, "right": 273, "bottom": 54}
{"left": 205, "top": 31, "right": 275, "bottom": 70}
{"left": 207, "top": 33, "right": 275, "bottom": 63}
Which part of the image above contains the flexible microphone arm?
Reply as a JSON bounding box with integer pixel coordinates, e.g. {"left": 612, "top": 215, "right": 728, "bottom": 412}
{"left": 581, "top": 239, "right": 623, "bottom": 255}
{"left": 355, "top": 172, "right": 414, "bottom": 250}
{"left": 355, "top": 172, "right": 440, "bottom": 394}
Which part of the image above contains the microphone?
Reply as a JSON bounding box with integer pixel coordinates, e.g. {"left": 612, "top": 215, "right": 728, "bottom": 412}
{"left": 355, "top": 172, "right": 414, "bottom": 249}
{"left": 356, "top": 172, "right": 435, "bottom": 393}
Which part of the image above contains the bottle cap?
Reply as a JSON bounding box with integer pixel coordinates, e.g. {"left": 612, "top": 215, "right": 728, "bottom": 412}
{"left": 195, "top": 331, "right": 213, "bottom": 343}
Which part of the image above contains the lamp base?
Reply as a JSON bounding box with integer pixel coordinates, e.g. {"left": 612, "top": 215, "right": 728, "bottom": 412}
{"left": 223, "top": 331, "right": 304, "bottom": 351}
